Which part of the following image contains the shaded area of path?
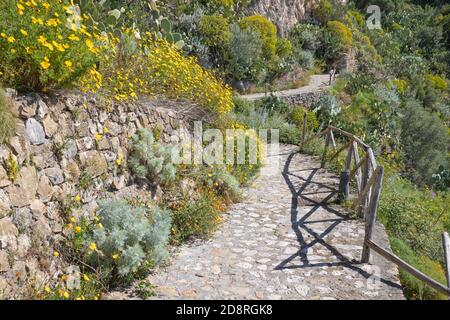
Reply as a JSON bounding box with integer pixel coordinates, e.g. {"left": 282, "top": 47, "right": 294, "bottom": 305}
{"left": 107, "top": 145, "right": 404, "bottom": 300}
{"left": 241, "top": 75, "right": 332, "bottom": 101}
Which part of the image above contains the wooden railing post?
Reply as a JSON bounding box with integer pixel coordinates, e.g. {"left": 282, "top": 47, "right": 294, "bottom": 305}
{"left": 321, "top": 128, "right": 331, "bottom": 168}
{"left": 443, "top": 232, "right": 450, "bottom": 298}
{"left": 360, "top": 153, "right": 370, "bottom": 219}
{"left": 361, "top": 166, "right": 384, "bottom": 263}
{"left": 338, "top": 142, "right": 353, "bottom": 200}
{"left": 301, "top": 115, "right": 307, "bottom": 146}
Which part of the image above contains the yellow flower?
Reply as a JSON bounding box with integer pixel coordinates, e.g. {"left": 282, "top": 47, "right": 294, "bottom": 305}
{"left": 89, "top": 242, "right": 97, "bottom": 251}
{"left": 63, "top": 291, "right": 69, "bottom": 299}
{"left": 68, "top": 34, "right": 80, "bottom": 41}
{"left": 42, "top": 2, "right": 50, "bottom": 9}
{"left": 95, "top": 133, "right": 102, "bottom": 142}
{"left": 112, "top": 254, "right": 119, "bottom": 260}
{"left": 44, "top": 286, "right": 51, "bottom": 293}
{"left": 10, "top": 49, "right": 16, "bottom": 54}
{"left": 20, "top": 29, "right": 28, "bottom": 36}
{"left": 0, "top": 33, "right": 6, "bottom": 38}
{"left": 40, "top": 60, "right": 51, "bottom": 70}
{"left": 70, "top": 217, "right": 76, "bottom": 223}
{"left": 74, "top": 226, "right": 81, "bottom": 233}
{"left": 53, "top": 251, "right": 59, "bottom": 257}
{"left": 67, "top": 223, "right": 73, "bottom": 229}
{"left": 7, "top": 36, "right": 15, "bottom": 43}
{"left": 97, "top": 223, "right": 103, "bottom": 229}
{"left": 103, "top": 127, "right": 109, "bottom": 134}
{"left": 74, "top": 195, "right": 81, "bottom": 202}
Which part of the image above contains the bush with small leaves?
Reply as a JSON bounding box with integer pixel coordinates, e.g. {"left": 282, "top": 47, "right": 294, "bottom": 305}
{"left": 256, "top": 94, "right": 289, "bottom": 116}
{"left": 128, "top": 128, "right": 177, "bottom": 186}
{"left": 88, "top": 199, "right": 172, "bottom": 277}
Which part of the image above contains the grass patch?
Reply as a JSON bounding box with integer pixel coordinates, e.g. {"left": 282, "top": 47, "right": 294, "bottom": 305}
{"left": 389, "top": 237, "right": 448, "bottom": 300}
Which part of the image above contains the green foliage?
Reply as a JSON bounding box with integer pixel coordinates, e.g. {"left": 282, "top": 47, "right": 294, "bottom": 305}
{"left": 128, "top": 128, "right": 177, "bottom": 186}
{"left": 0, "top": 0, "right": 101, "bottom": 91}
{"left": 400, "top": 100, "right": 449, "bottom": 186}
{"left": 226, "top": 24, "right": 264, "bottom": 81}
{"left": 4, "top": 151, "right": 19, "bottom": 181}
{"left": 312, "top": 0, "right": 334, "bottom": 24}
{"left": 290, "top": 24, "right": 322, "bottom": 53}
{"left": 0, "top": 89, "right": 16, "bottom": 144}
{"left": 232, "top": 96, "right": 254, "bottom": 114}
{"left": 326, "top": 21, "right": 353, "bottom": 48}
{"left": 89, "top": 199, "right": 172, "bottom": 277}
{"left": 276, "top": 38, "right": 293, "bottom": 59}
{"left": 289, "top": 106, "right": 319, "bottom": 131}
{"left": 378, "top": 176, "right": 448, "bottom": 261}
{"left": 198, "top": 15, "right": 231, "bottom": 48}
{"left": 239, "top": 15, "right": 277, "bottom": 60}
{"left": 170, "top": 194, "right": 221, "bottom": 244}
{"left": 293, "top": 50, "right": 315, "bottom": 70}
{"left": 255, "top": 94, "right": 289, "bottom": 116}
{"left": 312, "top": 94, "right": 341, "bottom": 127}
{"left": 390, "top": 237, "right": 448, "bottom": 300}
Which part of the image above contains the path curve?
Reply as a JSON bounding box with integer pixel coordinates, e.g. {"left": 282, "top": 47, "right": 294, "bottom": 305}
{"left": 241, "top": 74, "right": 331, "bottom": 101}
{"left": 108, "top": 145, "right": 404, "bottom": 300}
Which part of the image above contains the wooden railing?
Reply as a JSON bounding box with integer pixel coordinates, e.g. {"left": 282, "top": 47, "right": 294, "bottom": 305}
{"left": 300, "top": 120, "right": 450, "bottom": 297}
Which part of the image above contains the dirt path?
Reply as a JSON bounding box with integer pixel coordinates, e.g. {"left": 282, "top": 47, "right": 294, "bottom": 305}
{"left": 241, "top": 74, "right": 332, "bottom": 101}
{"left": 107, "top": 144, "right": 404, "bottom": 300}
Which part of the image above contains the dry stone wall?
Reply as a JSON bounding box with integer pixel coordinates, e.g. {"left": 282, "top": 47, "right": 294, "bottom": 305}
{"left": 0, "top": 89, "right": 191, "bottom": 298}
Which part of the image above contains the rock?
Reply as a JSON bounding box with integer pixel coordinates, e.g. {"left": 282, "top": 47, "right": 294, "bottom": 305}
{"left": 0, "top": 250, "right": 10, "bottom": 272}
{"left": 16, "top": 234, "right": 31, "bottom": 258}
{"left": 36, "top": 98, "right": 49, "bottom": 118}
{"left": 12, "top": 207, "right": 33, "bottom": 231}
{"left": 5, "top": 166, "right": 38, "bottom": 207}
{"left": 112, "top": 176, "right": 126, "bottom": 191}
{"left": 25, "top": 118, "right": 46, "bottom": 145}
{"left": 0, "top": 166, "right": 11, "bottom": 188}
{"left": 0, "top": 217, "right": 19, "bottom": 249}
{"left": 64, "top": 140, "right": 78, "bottom": 159}
{"left": 20, "top": 102, "right": 37, "bottom": 118}
{"left": 79, "top": 151, "right": 107, "bottom": 178}
{"left": 30, "top": 199, "right": 46, "bottom": 218}
{"left": 37, "top": 175, "right": 53, "bottom": 203}
{"left": 0, "top": 190, "right": 11, "bottom": 216}
{"left": 44, "top": 167, "right": 64, "bottom": 185}
{"left": 42, "top": 115, "right": 58, "bottom": 137}
{"left": 64, "top": 161, "right": 80, "bottom": 182}
{"left": 295, "top": 285, "right": 310, "bottom": 297}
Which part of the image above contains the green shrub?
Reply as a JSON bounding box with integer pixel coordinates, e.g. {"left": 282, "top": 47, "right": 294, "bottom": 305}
{"left": 88, "top": 199, "right": 172, "bottom": 277}
{"left": 0, "top": 89, "right": 16, "bottom": 144}
{"left": 256, "top": 94, "right": 289, "bottom": 116}
{"left": 378, "top": 176, "right": 447, "bottom": 261}
{"left": 205, "top": 165, "right": 240, "bottom": 200}
{"left": 128, "top": 128, "right": 177, "bottom": 186}
{"left": 276, "top": 38, "right": 293, "bottom": 59}
{"left": 390, "top": 237, "right": 448, "bottom": 300}
{"left": 239, "top": 15, "right": 277, "bottom": 60}
{"left": 227, "top": 24, "right": 264, "bottom": 81}
{"left": 232, "top": 96, "right": 254, "bottom": 114}
{"left": 279, "top": 123, "right": 302, "bottom": 145}
{"left": 312, "top": 93, "right": 341, "bottom": 127}
{"left": 289, "top": 23, "right": 322, "bottom": 52}
{"left": 293, "top": 49, "right": 315, "bottom": 70}
{"left": 400, "top": 100, "right": 449, "bottom": 186}
{"left": 170, "top": 195, "right": 221, "bottom": 244}
{"left": 326, "top": 20, "right": 353, "bottom": 48}
{"left": 312, "top": 0, "right": 334, "bottom": 24}
{"left": 198, "top": 15, "right": 231, "bottom": 48}
{"left": 289, "top": 106, "right": 319, "bottom": 131}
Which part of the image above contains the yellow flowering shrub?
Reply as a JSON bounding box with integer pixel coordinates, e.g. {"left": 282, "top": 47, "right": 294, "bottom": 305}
{"left": 0, "top": 0, "right": 107, "bottom": 91}
{"left": 82, "top": 31, "right": 233, "bottom": 114}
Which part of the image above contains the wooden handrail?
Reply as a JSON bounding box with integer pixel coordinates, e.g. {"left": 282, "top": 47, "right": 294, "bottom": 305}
{"left": 299, "top": 118, "right": 450, "bottom": 297}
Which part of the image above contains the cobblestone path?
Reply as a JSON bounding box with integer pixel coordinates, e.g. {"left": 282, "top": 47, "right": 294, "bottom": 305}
{"left": 109, "top": 145, "right": 404, "bottom": 300}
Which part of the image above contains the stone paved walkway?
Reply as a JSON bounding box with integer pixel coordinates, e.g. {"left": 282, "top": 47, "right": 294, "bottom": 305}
{"left": 108, "top": 145, "right": 404, "bottom": 300}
